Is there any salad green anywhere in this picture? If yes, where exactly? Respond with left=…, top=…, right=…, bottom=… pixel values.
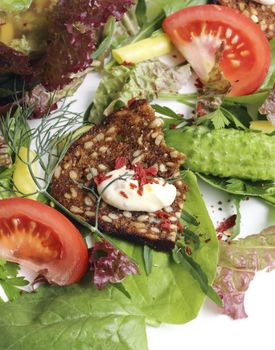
left=88, top=61, right=191, bottom=124
left=0, top=284, right=148, bottom=350
left=196, top=174, right=275, bottom=208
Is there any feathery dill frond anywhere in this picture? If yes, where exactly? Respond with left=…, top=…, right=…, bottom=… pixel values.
left=0, top=100, right=133, bottom=257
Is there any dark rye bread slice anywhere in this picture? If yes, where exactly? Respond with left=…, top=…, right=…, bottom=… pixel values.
left=216, top=0, right=275, bottom=39
left=51, top=100, right=187, bottom=251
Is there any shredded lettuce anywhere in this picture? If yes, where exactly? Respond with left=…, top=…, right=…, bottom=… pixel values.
left=214, top=226, right=275, bottom=319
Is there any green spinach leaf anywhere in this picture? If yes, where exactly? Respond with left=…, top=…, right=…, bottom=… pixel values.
left=143, top=245, right=153, bottom=275
left=197, top=173, right=275, bottom=207
left=113, top=171, right=219, bottom=324
left=0, top=284, right=148, bottom=350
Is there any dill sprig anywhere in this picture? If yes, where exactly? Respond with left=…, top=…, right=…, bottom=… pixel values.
left=0, top=100, right=135, bottom=258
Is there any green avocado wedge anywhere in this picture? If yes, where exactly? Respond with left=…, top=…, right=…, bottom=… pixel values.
left=0, top=171, right=218, bottom=349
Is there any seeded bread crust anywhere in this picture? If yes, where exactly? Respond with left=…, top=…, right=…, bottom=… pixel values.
left=218, top=0, right=275, bottom=39
left=51, top=100, right=187, bottom=251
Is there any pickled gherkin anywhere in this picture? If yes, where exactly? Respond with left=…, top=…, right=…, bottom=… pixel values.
left=165, top=125, right=275, bottom=181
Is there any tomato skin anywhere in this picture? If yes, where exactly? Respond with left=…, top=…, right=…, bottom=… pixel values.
left=163, top=5, right=271, bottom=96
left=0, top=198, right=88, bottom=285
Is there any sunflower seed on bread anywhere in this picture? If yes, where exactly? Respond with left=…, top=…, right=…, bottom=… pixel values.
left=217, top=0, right=275, bottom=39
left=51, top=100, right=187, bottom=251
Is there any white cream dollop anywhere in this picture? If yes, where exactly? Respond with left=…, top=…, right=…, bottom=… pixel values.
left=97, top=166, right=177, bottom=212
left=252, top=0, right=275, bottom=5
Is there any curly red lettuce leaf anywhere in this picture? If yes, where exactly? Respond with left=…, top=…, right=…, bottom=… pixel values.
left=0, top=43, right=32, bottom=76
left=259, top=87, right=275, bottom=125
left=214, top=226, right=275, bottom=319
left=36, top=0, right=133, bottom=91
left=90, top=240, right=139, bottom=290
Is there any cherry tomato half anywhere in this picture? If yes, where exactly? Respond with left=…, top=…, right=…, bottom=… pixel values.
left=163, top=5, right=271, bottom=96
left=0, top=198, right=88, bottom=285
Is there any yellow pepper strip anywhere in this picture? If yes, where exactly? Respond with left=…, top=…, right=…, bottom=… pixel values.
left=112, top=33, right=173, bottom=65
left=13, top=147, right=38, bottom=199
left=0, top=22, right=14, bottom=46
left=250, top=121, right=275, bottom=134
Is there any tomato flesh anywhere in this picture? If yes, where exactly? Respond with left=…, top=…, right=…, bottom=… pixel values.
left=0, top=216, right=62, bottom=263
left=163, top=5, right=271, bottom=96
left=0, top=198, right=89, bottom=285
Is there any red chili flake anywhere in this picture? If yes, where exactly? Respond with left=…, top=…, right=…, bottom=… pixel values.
left=216, top=214, right=237, bottom=233
left=127, top=97, right=137, bottom=107
left=129, top=182, right=137, bottom=189
left=160, top=219, right=171, bottom=230
left=132, top=163, right=158, bottom=196
left=217, top=234, right=223, bottom=240
left=146, top=166, right=158, bottom=177
left=169, top=124, right=177, bottom=129
left=119, top=191, right=128, bottom=199
left=185, top=246, right=192, bottom=255
left=115, top=156, right=127, bottom=170
left=156, top=210, right=171, bottom=219
left=94, top=173, right=112, bottom=186
left=204, top=238, right=211, bottom=244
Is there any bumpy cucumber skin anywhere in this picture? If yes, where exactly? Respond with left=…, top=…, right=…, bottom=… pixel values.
left=165, top=126, right=275, bottom=181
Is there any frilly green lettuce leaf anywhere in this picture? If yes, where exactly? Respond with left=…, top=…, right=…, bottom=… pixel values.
left=89, top=61, right=191, bottom=124
left=0, top=0, right=32, bottom=12
left=214, top=226, right=275, bottom=319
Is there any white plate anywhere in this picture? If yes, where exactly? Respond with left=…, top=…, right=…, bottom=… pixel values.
left=3, top=70, right=275, bottom=349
